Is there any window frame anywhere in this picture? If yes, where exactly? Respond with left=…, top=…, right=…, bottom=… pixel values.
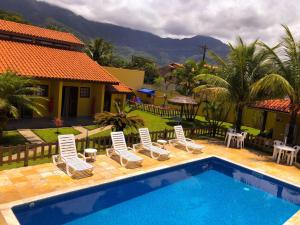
left=80, top=87, right=91, bottom=98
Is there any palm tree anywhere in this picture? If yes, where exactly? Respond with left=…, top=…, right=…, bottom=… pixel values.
left=251, top=25, right=300, bottom=144
left=0, top=71, right=46, bottom=136
left=94, top=103, right=144, bottom=132
left=94, top=112, right=144, bottom=132
left=85, top=38, right=113, bottom=66
left=194, top=38, right=271, bottom=131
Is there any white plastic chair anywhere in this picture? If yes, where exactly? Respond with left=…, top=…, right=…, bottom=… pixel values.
left=169, top=125, right=204, bottom=153
left=133, top=128, right=170, bottom=160
left=287, top=145, right=300, bottom=165
left=273, top=140, right=284, bottom=160
left=107, top=131, right=143, bottom=167
left=53, top=134, right=93, bottom=176
left=225, top=128, right=236, bottom=145
left=236, top=132, right=247, bottom=148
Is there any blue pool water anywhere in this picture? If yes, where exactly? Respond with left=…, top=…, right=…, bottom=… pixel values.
left=13, top=157, right=300, bottom=225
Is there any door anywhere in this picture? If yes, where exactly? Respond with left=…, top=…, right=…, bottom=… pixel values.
left=61, top=86, right=78, bottom=118
left=104, top=91, right=112, bottom=112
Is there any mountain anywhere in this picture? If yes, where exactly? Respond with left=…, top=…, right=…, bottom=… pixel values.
left=0, top=0, right=229, bottom=65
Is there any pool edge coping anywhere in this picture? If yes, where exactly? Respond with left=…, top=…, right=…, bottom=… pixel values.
left=1, top=154, right=300, bottom=225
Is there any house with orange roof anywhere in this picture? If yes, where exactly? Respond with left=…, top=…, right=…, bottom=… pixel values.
left=251, top=99, right=300, bottom=144
left=0, top=19, right=133, bottom=119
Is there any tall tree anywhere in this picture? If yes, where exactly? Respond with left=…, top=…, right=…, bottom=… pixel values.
left=128, top=55, right=159, bottom=83
left=194, top=38, right=270, bottom=131
left=0, top=71, right=46, bottom=136
left=251, top=25, right=300, bottom=143
left=173, top=60, right=211, bottom=96
left=85, top=38, right=113, bottom=66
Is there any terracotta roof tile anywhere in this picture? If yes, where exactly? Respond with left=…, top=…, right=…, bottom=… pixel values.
left=0, top=39, right=119, bottom=83
left=252, top=99, right=300, bottom=114
left=0, top=19, right=83, bottom=46
left=108, top=82, right=133, bottom=93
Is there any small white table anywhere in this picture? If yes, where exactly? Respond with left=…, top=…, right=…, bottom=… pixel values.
left=84, top=148, right=97, bottom=162
left=226, top=133, right=243, bottom=148
left=276, top=145, right=295, bottom=165
left=157, top=139, right=167, bottom=149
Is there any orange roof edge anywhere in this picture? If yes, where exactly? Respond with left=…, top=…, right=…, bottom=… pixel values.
left=251, top=99, right=299, bottom=114
left=0, top=19, right=83, bottom=46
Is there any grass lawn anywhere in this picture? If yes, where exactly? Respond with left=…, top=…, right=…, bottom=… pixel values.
left=84, top=125, right=98, bottom=131
left=89, top=110, right=260, bottom=138
left=90, top=110, right=173, bottom=138
left=0, top=130, right=27, bottom=146
left=33, top=127, right=80, bottom=143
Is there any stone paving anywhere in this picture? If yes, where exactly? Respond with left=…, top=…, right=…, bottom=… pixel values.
left=17, top=129, right=44, bottom=144
left=73, top=125, right=111, bottom=139
left=1, top=140, right=300, bottom=224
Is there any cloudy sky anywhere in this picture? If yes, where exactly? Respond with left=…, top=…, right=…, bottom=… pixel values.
left=38, top=0, right=300, bottom=45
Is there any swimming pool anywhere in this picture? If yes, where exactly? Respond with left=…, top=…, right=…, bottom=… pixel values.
left=13, top=157, right=300, bottom=225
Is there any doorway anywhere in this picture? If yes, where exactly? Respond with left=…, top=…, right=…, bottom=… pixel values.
left=61, top=86, right=78, bottom=118
left=104, top=91, right=112, bottom=112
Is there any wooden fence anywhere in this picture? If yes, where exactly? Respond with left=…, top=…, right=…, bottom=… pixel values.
left=136, top=104, right=181, bottom=117
left=0, top=126, right=274, bottom=167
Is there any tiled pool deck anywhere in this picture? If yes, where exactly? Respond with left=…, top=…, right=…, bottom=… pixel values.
left=1, top=140, right=300, bottom=225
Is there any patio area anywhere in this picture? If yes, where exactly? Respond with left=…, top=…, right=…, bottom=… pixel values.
left=1, top=140, right=300, bottom=225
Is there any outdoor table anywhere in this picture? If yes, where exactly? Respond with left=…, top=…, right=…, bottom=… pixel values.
left=276, top=145, right=296, bottom=165
left=226, top=132, right=243, bottom=148
left=157, top=139, right=168, bottom=149
left=84, top=148, right=97, bottom=162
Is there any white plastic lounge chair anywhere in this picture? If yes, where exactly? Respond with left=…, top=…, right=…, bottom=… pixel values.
left=169, top=125, right=204, bottom=153
left=53, top=134, right=93, bottom=176
left=133, top=128, right=170, bottom=160
left=107, top=131, right=143, bottom=167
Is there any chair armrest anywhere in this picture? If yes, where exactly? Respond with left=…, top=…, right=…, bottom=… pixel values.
left=132, top=143, right=142, bottom=151
left=77, top=153, right=86, bottom=161
left=152, top=142, right=163, bottom=148
left=185, top=138, right=194, bottom=142
left=168, top=139, right=178, bottom=144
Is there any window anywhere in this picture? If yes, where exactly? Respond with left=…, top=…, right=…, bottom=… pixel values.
left=37, top=85, right=48, bottom=97
left=80, top=87, right=90, bottom=98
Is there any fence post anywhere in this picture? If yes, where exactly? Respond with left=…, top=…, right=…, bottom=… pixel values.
left=0, top=147, right=3, bottom=166
left=164, top=128, right=167, bottom=139
left=24, top=144, right=29, bottom=167
left=190, top=127, right=195, bottom=138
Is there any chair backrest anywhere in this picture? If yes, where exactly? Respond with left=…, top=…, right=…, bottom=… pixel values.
left=58, top=134, right=78, bottom=160
left=174, top=125, right=186, bottom=142
left=228, top=128, right=235, bottom=133
left=111, top=131, right=128, bottom=152
left=139, top=128, right=152, bottom=147
left=241, top=132, right=247, bottom=139
left=274, top=140, right=284, bottom=146
left=294, top=145, right=300, bottom=154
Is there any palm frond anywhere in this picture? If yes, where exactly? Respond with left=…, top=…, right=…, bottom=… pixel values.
left=194, top=74, right=230, bottom=88
left=250, top=74, right=296, bottom=101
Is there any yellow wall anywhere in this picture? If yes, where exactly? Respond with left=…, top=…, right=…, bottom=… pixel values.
left=103, top=66, right=145, bottom=91
left=34, top=79, right=105, bottom=118
left=110, top=93, right=126, bottom=113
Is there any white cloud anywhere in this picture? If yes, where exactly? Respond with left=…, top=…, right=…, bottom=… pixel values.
left=37, top=0, right=300, bottom=45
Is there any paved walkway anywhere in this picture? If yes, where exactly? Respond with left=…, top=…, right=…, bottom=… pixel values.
left=73, top=126, right=112, bottom=139
left=1, top=141, right=300, bottom=224
left=17, top=129, right=44, bottom=144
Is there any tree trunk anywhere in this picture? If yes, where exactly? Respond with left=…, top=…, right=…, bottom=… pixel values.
left=236, top=105, right=244, bottom=132
left=287, top=105, right=299, bottom=144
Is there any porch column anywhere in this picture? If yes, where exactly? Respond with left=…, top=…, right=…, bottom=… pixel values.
left=56, top=81, right=63, bottom=118
left=94, top=83, right=105, bottom=114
